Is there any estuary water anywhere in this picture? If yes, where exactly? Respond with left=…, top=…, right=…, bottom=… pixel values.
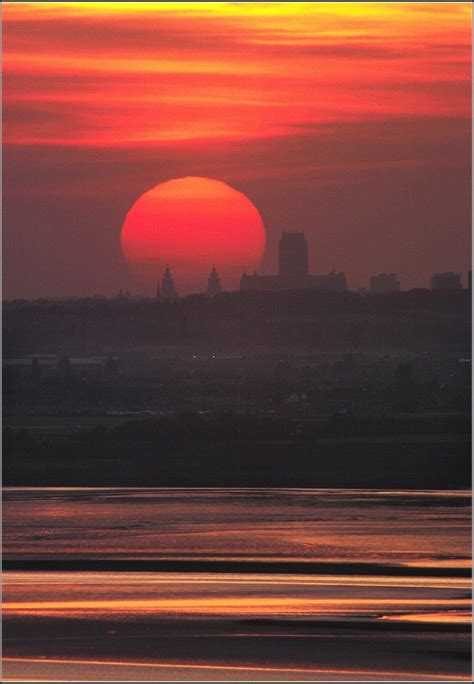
left=2, top=487, right=472, bottom=681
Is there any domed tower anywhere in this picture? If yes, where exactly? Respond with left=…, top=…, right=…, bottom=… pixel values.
left=161, top=265, right=178, bottom=301
left=207, top=265, right=221, bottom=297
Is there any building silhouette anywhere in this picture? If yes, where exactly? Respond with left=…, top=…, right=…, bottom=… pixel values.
left=370, top=273, right=400, bottom=294
left=160, top=265, right=179, bottom=300
left=279, top=232, right=309, bottom=286
left=431, top=272, right=462, bottom=291
left=207, top=265, right=221, bottom=297
left=240, top=231, right=347, bottom=292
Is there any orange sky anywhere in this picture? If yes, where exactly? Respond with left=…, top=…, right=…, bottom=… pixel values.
left=4, top=2, right=471, bottom=146
left=2, top=2, right=472, bottom=296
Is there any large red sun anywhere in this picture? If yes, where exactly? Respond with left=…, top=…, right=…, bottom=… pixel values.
left=121, top=177, right=266, bottom=293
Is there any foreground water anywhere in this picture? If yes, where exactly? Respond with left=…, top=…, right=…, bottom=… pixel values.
left=2, top=488, right=472, bottom=681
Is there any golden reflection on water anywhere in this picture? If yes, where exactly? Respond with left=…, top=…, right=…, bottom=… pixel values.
left=5, top=571, right=471, bottom=587
left=382, top=612, right=472, bottom=624
left=3, top=488, right=471, bottom=570
left=3, top=571, right=471, bottom=624
left=4, top=597, right=471, bottom=618
left=3, top=490, right=472, bottom=624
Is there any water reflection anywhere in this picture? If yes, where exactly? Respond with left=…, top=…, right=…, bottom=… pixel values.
left=2, top=488, right=471, bottom=681
left=3, top=488, right=471, bottom=569
left=3, top=570, right=471, bottom=623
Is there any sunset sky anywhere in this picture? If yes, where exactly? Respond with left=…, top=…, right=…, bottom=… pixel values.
left=3, top=1, right=472, bottom=296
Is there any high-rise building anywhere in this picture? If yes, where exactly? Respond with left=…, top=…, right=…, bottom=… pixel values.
left=431, top=272, right=462, bottom=291
left=370, top=273, right=400, bottom=294
left=207, top=265, right=221, bottom=297
left=278, top=232, right=309, bottom=286
left=161, top=265, right=179, bottom=300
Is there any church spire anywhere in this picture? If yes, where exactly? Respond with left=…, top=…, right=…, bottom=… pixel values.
left=207, top=264, right=221, bottom=297
left=161, top=265, right=178, bottom=301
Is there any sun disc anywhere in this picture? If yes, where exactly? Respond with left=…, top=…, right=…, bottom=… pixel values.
left=120, top=176, right=266, bottom=293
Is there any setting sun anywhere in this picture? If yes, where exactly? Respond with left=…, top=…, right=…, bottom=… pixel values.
left=120, top=177, right=266, bottom=291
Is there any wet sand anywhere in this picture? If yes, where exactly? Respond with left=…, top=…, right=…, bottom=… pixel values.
left=3, top=614, right=472, bottom=681
left=4, top=559, right=470, bottom=577
left=4, top=658, right=471, bottom=682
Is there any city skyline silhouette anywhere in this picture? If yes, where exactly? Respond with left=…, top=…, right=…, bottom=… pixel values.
left=3, top=3, right=471, bottom=298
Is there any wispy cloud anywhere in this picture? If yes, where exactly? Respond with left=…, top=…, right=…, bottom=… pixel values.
left=3, top=2, right=471, bottom=146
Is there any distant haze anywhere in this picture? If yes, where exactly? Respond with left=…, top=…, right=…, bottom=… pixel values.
left=2, top=2, right=471, bottom=297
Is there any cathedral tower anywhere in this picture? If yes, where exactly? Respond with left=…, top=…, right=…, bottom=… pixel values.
left=278, top=231, right=309, bottom=286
